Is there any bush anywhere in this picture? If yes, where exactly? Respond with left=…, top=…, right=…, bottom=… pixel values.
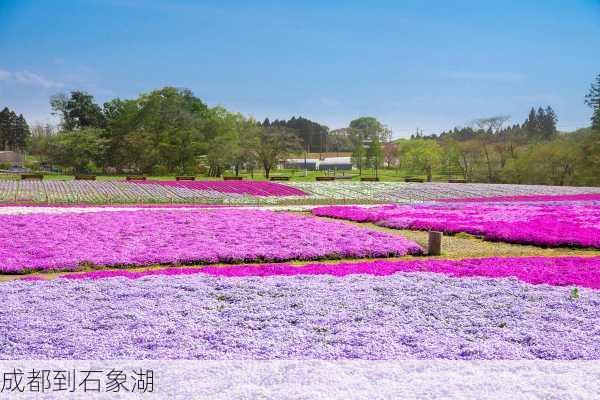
left=152, top=164, right=170, bottom=176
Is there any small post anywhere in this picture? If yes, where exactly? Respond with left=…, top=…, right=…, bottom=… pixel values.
left=428, top=231, right=442, bottom=256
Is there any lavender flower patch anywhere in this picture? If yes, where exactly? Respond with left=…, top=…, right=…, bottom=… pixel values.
left=0, top=209, right=422, bottom=273
left=1, top=273, right=599, bottom=359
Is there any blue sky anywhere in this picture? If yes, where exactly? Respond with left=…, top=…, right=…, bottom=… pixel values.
left=0, top=0, right=598, bottom=137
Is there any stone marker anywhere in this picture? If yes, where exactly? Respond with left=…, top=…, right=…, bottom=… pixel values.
left=428, top=231, right=442, bottom=256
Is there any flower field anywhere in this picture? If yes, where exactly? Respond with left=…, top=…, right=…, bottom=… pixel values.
left=61, top=256, right=600, bottom=289
left=2, top=271, right=599, bottom=359
left=290, top=181, right=600, bottom=203
left=2, top=179, right=600, bottom=205
left=439, top=193, right=600, bottom=203
left=313, top=200, right=600, bottom=248
left=0, top=209, right=422, bottom=273
left=1, top=189, right=599, bottom=367
left=136, top=179, right=307, bottom=196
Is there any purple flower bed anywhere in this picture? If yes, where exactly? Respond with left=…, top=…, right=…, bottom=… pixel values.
left=313, top=202, right=600, bottom=248
left=2, top=273, right=599, bottom=359
left=61, top=256, right=600, bottom=290
left=135, top=180, right=307, bottom=197
left=0, top=210, right=422, bottom=273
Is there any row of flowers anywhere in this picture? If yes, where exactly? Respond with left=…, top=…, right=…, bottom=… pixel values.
left=291, top=182, right=600, bottom=203
left=0, top=209, right=422, bottom=273
left=2, top=180, right=600, bottom=205
left=61, top=256, right=600, bottom=290
left=438, top=193, right=600, bottom=203
left=3, top=269, right=598, bottom=359
left=136, top=180, right=307, bottom=196
left=313, top=201, right=600, bottom=249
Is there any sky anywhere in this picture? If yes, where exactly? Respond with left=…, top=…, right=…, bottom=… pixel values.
left=0, top=0, right=599, bottom=138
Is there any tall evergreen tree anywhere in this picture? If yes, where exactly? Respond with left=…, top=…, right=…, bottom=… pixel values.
left=5, top=110, right=18, bottom=150
left=541, top=106, right=557, bottom=139
left=0, top=107, right=10, bottom=150
left=524, top=107, right=537, bottom=132
left=585, top=74, right=600, bottom=131
left=0, top=109, right=28, bottom=151
left=15, top=114, right=30, bottom=150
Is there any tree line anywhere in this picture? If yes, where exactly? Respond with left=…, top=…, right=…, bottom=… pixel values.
left=26, top=88, right=394, bottom=177
left=379, top=75, right=600, bottom=186
left=28, top=87, right=300, bottom=177
left=7, top=73, right=600, bottom=186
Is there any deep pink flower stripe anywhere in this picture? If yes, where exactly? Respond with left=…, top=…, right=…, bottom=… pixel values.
left=60, top=256, right=600, bottom=289
left=135, top=180, right=307, bottom=197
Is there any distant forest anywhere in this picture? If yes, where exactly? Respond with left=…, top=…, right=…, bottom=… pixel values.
left=2, top=73, right=600, bottom=185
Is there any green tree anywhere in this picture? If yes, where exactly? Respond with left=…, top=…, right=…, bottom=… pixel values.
left=383, top=142, right=400, bottom=168
left=366, top=136, right=383, bottom=176
left=51, top=91, right=105, bottom=130
left=501, top=139, right=582, bottom=186
left=129, top=87, right=208, bottom=173
left=349, top=117, right=391, bottom=143
left=251, top=126, right=301, bottom=178
left=269, top=116, right=329, bottom=153
left=328, top=129, right=354, bottom=153
left=542, top=106, right=557, bottom=138
left=351, top=141, right=366, bottom=175
left=585, top=74, right=600, bottom=131
left=0, top=107, right=29, bottom=151
left=102, top=98, right=139, bottom=172
left=402, top=139, right=442, bottom=181
left=47, top=128, right=108, bottom=173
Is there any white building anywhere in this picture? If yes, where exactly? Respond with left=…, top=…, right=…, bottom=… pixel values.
left=283, top=156, right=352, bottom=171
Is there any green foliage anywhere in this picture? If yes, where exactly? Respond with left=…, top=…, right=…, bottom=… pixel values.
left=401, top=139, right=442, bottom=181
left=523, top=106, right=557, bottom=140
left=570, top=287, right=579, bottom=300
left=252, top=126, right=301, bottom=178
left=366, top=136, right=383, bottom=171
left=25, top=80, right=600, bottom=184
left=0, top=107, right=30, bottom=152
left=351, top=141, right=366, bottom=174
left=51, top=91, right=105, bottom=131
left=267, top=116, right=329, bottom=153
left=328, top=129, right=354, bottom=152
left=47, top=128, right=108, bottom=173
left=501, top=138, right=583, bottom=186
left=585, top=74, right=600, bottom=131
left=349, top=117, right=391, bottom=143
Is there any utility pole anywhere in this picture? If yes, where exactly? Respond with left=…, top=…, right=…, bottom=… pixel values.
left=304, top=141, right=308, bottom=177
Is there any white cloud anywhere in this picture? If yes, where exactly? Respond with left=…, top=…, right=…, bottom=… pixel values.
left=0, top=68, right=63, bottom=89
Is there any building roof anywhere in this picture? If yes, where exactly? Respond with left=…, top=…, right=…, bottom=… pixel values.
left=319, top=157, right=352, bottom=165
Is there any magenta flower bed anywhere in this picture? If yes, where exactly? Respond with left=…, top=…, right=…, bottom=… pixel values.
left=439, top=193, right=600, bottom=203
left=0, top=210, right=422, bottom=273
left=135, top=180, right=306, bottom=197
left=61, top=256, right=600, bottom=289
left=313, top=202, right=600, bottom=248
